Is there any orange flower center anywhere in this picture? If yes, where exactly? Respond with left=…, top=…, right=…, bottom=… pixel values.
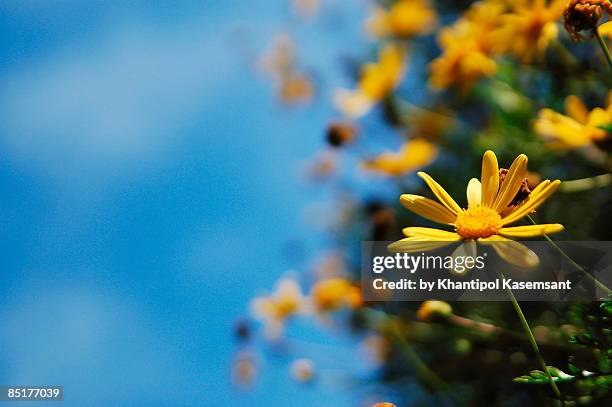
left=455, top=206, right=502, bottom=239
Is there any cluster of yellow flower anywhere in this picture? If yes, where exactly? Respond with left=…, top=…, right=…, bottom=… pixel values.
left=337, top=0, right=569, bottom=112
left=250, top=276, right=361, bottom=339
left=431, top=0, right=566, bottom=90
left=327, top=0, right=612, bottom=178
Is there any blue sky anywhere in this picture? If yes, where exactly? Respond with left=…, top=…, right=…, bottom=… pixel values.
left=0, top=1, right=393, bottom=406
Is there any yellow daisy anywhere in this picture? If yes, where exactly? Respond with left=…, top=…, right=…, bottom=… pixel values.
left=366, top=0, right=437, bottom=39
left=429, top=1, right=503, bottom=91
left=335, top=43, right=406, bottom=118
left=310, top=277, right=361, bottom=312
left=251, top=278, right=305, bottom=338
left=389, top=151, right=563, bottom=268
left=534, top=94, right=612, bottom=148
left=492, top=0, right=565, bottom=63
left=361, top=138, right=438, bottom=176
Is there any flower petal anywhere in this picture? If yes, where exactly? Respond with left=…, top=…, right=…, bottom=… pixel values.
left=499, top=224, right=564, bottom=238
left=492, top=154, right=528, bottom=212
left=333, top=89, right=374, bottom=118
left=402, top=227, right=461, bottom=240
left=481, top=150, right=499, bottom=207
left=467, top=178, right=482, bottom=208
left=479, top=235, right=539, bottom=268
left=565, top=95, right=589, bottom=124
left=598, top=21, right=612, bottom=39
left=400, top=194, right=457, bottom=225
left=417, top=172, right=463, bottom=214
left=388, top=237, right=456, bottom=253
left=501, top=180, right=561, bottom=225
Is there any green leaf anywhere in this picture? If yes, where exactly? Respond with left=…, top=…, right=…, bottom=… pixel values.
left=513, top=366, right=575, bottom=384
left=597, top=123, right=612, bottom=133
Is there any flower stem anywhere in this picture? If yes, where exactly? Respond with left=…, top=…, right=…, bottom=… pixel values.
left=502, top=274, right=565, bottom=404
left=526, top=215, right=612, bottom=295
left=559, top=174, right=611, bottom=193
left=363, top=308, right=449, bottom=392
left=389, top=318, right=449, bottom=392
left=594, top=27, right=612, bottom=70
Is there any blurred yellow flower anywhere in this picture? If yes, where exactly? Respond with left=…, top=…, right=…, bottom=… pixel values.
left=492, top=0, right=565, bottom=63
left=389, top=151, right=563, bottom=268
left=366, top=0, right=437, bottom=38
left=259, top=34, right=315, bottom=105
left=310, top=277, right=361, bottom=312
left=292, top=0, right=320, bottom=20
left=361, top=138, right=438, bottom=176
left=279, top=73, right=315, bottom=105
left=534, top=94, right=612, bottom=148
left=416, top=300, right=453, bottom=321
left=335, top=44, right=406, bottom=118
left=232, top=350, right=258, bottom=389
left=429, top=1, right=503, bottom=91
left=290, top=358, right=316, bottom=383
left=251, top=278, right=305, bottom=337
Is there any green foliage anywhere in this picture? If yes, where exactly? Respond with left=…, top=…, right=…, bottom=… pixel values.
left=514, top=366, right=575, bottom=384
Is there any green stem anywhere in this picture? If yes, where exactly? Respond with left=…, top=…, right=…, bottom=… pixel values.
left=594, top=27, right=612, bottom=70
left=559, top=174, right=611, bottom=193
left=389, top=319, right=449, bottom=392
left=526, top=215, right=612, bottom=295
left=502, top=275, right=565, bottom=404
left=364, top=308, right=448, bottom=392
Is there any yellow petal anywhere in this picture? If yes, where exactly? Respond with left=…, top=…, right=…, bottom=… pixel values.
left=400, top=194, right=458, bottom=225
left=388, top=237, right=455, bottom=253
left=492, top=154, right=528, bottom=212
left=417, top=171, right=463, bottom=214
left=467, top=178, right=482, bottom=208
left=333, top=89, right=374, bottom=118
left=565, top=95, right=589, bottom=124
left=363, top=138, right=438, bottom=176
left=501, top=180, right=561, bottom=225
left=402, top=227, right=461, bottom=240
left=585, top=107, right=611, bottom=128
left=499, top=224, right=564, bottom=238
left=481, top=150, right=499, bottom=207
left=598, top=21, right=612, bottom=38
left=479, top=236, right=539, bottom=268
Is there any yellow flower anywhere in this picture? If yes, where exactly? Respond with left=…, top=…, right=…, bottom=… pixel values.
left=429, top=1, right=503, bottom=91
left=534, top=94, right=612, bottom=148
left=389, top=150, right=564, bottom=268
left=492, top=0, right=565, bottom=63
left=361, top=138, right=438, bottom=176
left=335, top=44, right=406, bottom=118
left=259, top=34, right=314, bottom=105
left=290, top=358, right=315, bottom=383
left=416, top=300, right=453, bottom=322
left=366, top=0, right=437, bottom=38
left=310, top=277, right=361, bottom=312
left=251, top=278, right=305, bottom=337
